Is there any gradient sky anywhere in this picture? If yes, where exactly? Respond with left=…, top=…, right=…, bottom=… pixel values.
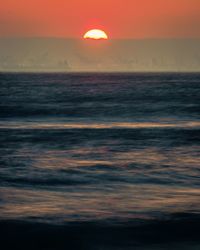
left=0, top=0, right=200, bottom=38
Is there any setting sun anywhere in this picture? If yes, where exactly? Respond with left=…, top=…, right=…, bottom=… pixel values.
left=83, top=29, right=108, bottom=40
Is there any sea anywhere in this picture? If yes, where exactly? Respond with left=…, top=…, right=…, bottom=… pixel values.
left=0, top=72, right=200, bottom=249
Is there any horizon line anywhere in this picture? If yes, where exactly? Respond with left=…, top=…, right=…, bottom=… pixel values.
left=1, top=36, right=200, bottom=41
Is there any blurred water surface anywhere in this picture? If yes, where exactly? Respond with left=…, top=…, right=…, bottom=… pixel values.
left=0, top=73, right=200, bottom=225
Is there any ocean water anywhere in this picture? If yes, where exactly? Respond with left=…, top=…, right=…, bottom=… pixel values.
left=0, top=73, right=200, bottom=249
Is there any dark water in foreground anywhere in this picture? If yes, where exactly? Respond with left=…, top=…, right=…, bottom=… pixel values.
left=0, top=73, right=200, bottom=249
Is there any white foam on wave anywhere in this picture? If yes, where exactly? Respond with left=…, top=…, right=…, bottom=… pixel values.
left=0, top=121, right=200, bottom=129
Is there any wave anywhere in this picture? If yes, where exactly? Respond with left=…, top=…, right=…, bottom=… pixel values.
left=0, top=176, right=90, bottom=187
left=0, top=121, right=200, bottom=129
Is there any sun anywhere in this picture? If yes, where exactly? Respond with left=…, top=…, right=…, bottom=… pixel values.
left=83, top=29, right=108, bottom=40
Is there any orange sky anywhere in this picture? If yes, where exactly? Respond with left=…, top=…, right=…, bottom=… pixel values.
left=0, top=0, right=200, bottom=38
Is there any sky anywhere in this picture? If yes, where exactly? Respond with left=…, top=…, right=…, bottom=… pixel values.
left=0, top=0, right=200, bottom=39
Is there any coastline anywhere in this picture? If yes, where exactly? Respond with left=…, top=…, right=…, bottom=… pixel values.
left=1, top=213, right=200, bottom=249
